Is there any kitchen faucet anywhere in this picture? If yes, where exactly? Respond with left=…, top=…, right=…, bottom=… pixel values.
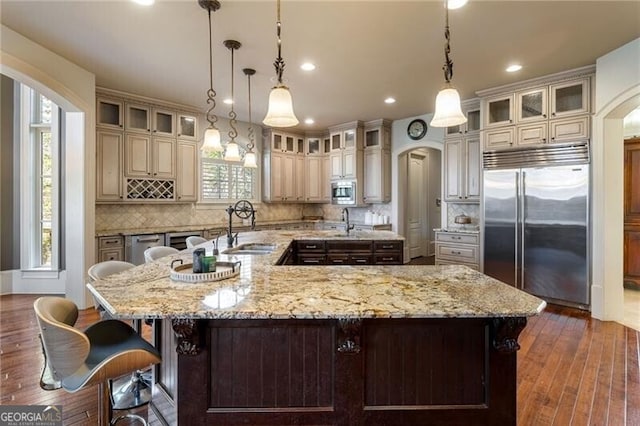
left=225, top=205, right=239, bottom=248
left=342, top=208, right=354, bottom=235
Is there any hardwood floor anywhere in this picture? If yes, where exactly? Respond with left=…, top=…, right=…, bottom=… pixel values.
left=1, top=294, right=638, bottom=425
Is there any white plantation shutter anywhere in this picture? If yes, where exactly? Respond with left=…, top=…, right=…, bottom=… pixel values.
left=201, top=148, right=255, bottom=201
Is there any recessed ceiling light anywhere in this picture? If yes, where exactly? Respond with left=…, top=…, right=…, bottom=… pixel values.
left=304, top=118, right=315, bottom=125
left=384, top=97, right=396, bottom=104
left=506, top=64, right=523, bottom=73
left=447, top=0, right=468, bottom=9
left=223, top=98, right=233, bottom=105
left=300, top=63, right=316, bottom=71
left=132, top=0, right=154, bottom=5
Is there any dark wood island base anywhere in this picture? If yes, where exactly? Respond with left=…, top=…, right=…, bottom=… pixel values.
left=151, top=316, right=526, bottom=426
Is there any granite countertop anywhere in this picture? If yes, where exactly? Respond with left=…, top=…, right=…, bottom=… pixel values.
left=87, top=230, right=545, bottom=321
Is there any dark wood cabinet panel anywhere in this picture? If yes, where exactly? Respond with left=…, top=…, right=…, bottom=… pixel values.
left=296, top=240, right=326, bottom=252
left=624, top=226, right=640, bottom=290
left=326, top=240, right=373, bottom=253
left=373, top=240, right=403, bottom=252
left=298, top=254, right=326, bottom=265
left=295, top=239, right=403, bottom=265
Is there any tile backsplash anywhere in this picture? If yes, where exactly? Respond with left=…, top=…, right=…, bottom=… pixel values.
left=446, top=203, right=480, bottom=229
left=95, top=202, right=393, bottom=233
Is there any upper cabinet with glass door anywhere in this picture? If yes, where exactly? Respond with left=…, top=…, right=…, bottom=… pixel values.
left=446, top=100, right=481, bottom=137
left=97, top=97, right=124, bottom=130
left=482, top=94, right=514, bottom=128
left=550, top=78, right=589, bottom=118
left=125, top=103, right=176, bottom=137
left=516, top=87, right=548, bottom=123
left=177, top=113, right=198, bottom=140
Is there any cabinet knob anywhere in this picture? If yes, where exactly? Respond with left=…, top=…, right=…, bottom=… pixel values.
left=509, top=119, right=513, bottom=123
left=119, top=124, right=123, bottom=128
left=543, top=138, right=547, bottom=143
left=543, top=114, right=547, bottom=118
left=552, top=112, right=556, bottom=116
left=551, top=137, right=555, bottom=141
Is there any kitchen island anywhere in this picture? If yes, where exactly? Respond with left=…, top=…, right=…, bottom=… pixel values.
left=87, top=230, right=545, bottom=426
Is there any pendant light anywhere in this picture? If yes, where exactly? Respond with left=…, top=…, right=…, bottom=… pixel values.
left=262, top=0, right=299, bottom=128
left=243, top=68, right=258, bottom=168
left=199, top=0, right=223, bottom=152
left=223, top=39, right=242, bottom=162
left=430, top=0, right=467, bottom=128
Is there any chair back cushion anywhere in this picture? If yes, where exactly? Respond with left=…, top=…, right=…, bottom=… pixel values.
left=33, top=297, right=90, bottom=381
left=143, top=246, right=179, bottom=263
left=88, top=260, right=135, bottom=280
left=186, top=236, right=207, bottom=249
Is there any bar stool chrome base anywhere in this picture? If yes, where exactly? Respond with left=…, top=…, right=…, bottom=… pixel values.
left=110, top=370, right=152, bottom=410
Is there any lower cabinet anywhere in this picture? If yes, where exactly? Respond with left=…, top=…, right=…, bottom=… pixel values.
left=96, top=236, right=124, bottom=263
left=434, top=231, right=480, bottom=271
left=295, top=240, right=403, bottom=265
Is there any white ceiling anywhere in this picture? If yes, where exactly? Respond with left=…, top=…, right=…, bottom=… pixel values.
left=1, top=1, right=639, bottom=132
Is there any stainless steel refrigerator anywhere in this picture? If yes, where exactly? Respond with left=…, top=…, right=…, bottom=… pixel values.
left=483, top=143, right=590, bottom=308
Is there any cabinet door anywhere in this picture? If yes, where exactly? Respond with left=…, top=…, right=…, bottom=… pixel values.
left=125, top=133, right=151, bottom=177
left=282, top=154, right=296, bottom=201
left=306, top=138, right=321, bottom=155
left=305, top=156, right=323, bottom=202
left=483, top=94, right=514, bottom=128
left=96, top=130, right=123, bottom=201
left=364, top=149, right=382, bottom=202
left=465, top=138, right=481, bottom=201
left=153, top=137, right=176, bottom=178
left=444, top=139, right=462, bottom=201
left=549, top=116, right=589, bottom=144
left=550, top=78, right=589, bottom=118
left=295, top=155, right=305, bottom=201
left=484, top=127, right=515, bottom=150
left=517, top=123, right=548, bottom=147
left=516, top=87, right=548, bottom=123
left=272, top=132, right=284, bottom=151
left=125, top=103, right=151, bottom=133
left=342, top=149, right=357, bottom=179
left=330, top=133, right=342, bottom=151
left=344, top=130, right=356, bottom=149
left=365, top=128, right=380, bottom=148
left=177, top=113, right=197, bottom=140
left=97, top=98, right=123, bottom=129
left=466, top=108, right=481, bottom=134
left=177, top=141, right=198, bottom=201
left=153, top=108, right=176, bottom=137
left=271, top=152, right=284, bottom=200
left=321, top=156, right=331, bottom=202
left=285, top=135, right=295, bottom=153
left=329, top=152, right=343, bottom=179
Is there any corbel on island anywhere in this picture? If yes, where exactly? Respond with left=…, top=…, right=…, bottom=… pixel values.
left=87, top=230, right=545, bottom=426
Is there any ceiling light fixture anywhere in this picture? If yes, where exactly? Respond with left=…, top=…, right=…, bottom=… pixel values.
left=430, top=0, right=467, bottom=128
left=384, top=97, right=396, bottom=104
left=223, top=39, right=242, bottom=162
left=447, top=0, right=468, bottom=9
left=223, top=98, right=233, bottom=105
left=199, top=0, right=223, bottom=153
left=301, top=62, right=316, bottom=71
left=132, top=0, right=155, bottom=5
left=304, top=118, right=314, bottom=125
left=263, top=0, right=299, bottom=128
left=506, top=64, right=523, bottom=73
left=242, top=68, right=258, bottom=168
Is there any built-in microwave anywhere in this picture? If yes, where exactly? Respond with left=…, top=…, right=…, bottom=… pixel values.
left=331, top=180, right=357, bottom=205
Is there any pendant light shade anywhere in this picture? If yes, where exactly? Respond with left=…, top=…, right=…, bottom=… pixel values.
left=243, top=151, right=257, bottom=168
left=202, top=127, right=223, bottom=152
left=430, top=0, right=467, bottom=128
left=264, top=85, right=298, bottom=127
left=224, top=141, right=241, bottom=161
left=263, top=0, right=298, bottom=128
left=431, top=84, right=467, bottom=127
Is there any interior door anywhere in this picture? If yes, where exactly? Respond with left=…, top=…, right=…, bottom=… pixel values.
left=624, top=138, right=640, bottom=290
left=408, top=153, right=427, bottom=259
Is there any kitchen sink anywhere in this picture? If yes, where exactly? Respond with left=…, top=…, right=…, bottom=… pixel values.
left=222, top=243, right=277, bottom=255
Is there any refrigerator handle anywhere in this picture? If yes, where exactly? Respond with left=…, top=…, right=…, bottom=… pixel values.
left=520, top=171, right=526, bottom=290
left=515, top=171, right=520, bottom=288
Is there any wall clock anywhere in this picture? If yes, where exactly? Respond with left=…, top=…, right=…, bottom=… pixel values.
left=407, top=119, right=427, bottom=140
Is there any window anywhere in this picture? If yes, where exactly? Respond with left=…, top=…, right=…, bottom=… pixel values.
left=201, top=147, right=257, bottom=202
left=20, top=85, right=61, bottom=271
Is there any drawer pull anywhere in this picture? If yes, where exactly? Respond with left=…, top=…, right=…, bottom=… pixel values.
left=452, top=251, right=461, bottom=255
left=355, top=259, right=368, bottom=263
left=381, top=245, right=394, bottom=249
left=333, top=259, right=344, bottom=263
left=305, top=245, right=317, bottom=249
left=452, top=236, right=461, bottom=240
left=304, top=259, right=321, bottom=264
left=381, top=257, right=394, bottom=261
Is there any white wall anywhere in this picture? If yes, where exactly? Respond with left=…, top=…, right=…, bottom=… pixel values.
left=0, top=25, right=96, bottom=308
left=592, top=37, right=640, bottom=320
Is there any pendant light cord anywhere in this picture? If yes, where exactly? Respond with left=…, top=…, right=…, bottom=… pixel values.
left=205, top=6, right=218, bottom=128
left=442, top=0, right=454, bottom=84
left=247, top=72, right=254, bottom=150
left=228, top=45, right=238, bottom=141
left=273, top=0, right=285, bottom=85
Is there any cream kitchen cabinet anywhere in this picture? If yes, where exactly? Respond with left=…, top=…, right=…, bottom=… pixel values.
left=263, top=150, right=296, bottom=202
left=446, top=99, right=481, bottom=137
left=177, top=113, right=198, bottom=141
left=304, top=156, right=324, bottom=202
left=97, top=97, right=124, bottom=130
left=96, top=235, right=124, bottom=262
left=125, top=103, right=176, bottom=138
left=270, top=130, right=304, bottom=154
left=363, top=119, right=391, bottom=203
left=124, top=133, right=175, bottom=179
left=176, top=141, right=198, bottom=202
left=444, top=136, right=480, bottom=202
left=328, top=124, right=364, bottom=180
left=96, top=130, right=123, bottom=201
left=482, top=93, right=514, bottom=129
left=434, top=231, right=480, bottom=270
left=515, top=78, right=590, bottom=123
left=295, top=155, right=305, bottom=202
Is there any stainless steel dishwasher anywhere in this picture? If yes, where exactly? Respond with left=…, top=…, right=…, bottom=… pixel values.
left=125, top=234, right=166, bottom=265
